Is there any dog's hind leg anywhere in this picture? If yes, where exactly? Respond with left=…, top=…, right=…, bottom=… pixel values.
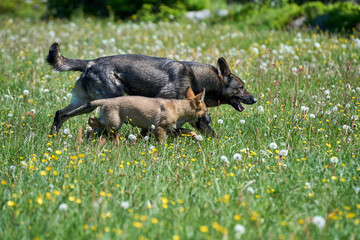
left=51, top=102, right=97, bottom=134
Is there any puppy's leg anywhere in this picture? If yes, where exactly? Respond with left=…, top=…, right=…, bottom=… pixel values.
left=155, top=126, right=166, bottom=141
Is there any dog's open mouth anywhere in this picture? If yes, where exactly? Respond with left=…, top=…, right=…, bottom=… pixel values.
left=229, top=98, right=244, bottom=112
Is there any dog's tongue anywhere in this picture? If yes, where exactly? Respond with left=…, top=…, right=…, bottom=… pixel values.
left=237, top=102, right=244, bottom=112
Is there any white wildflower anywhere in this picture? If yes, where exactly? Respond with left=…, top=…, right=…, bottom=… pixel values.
left=269, top=142, right=278, bottom=149
left=279, top=149, right=288, bottom=156
left=301, top=106, right=309, bottom=112
left=314, top=42, right=321, bottom=48
left=233, top=153, right=242, bottom=161
left=330, top=156, right=338, bottom=164
left=121, top=201, right=130, bottom=209
left=247, top=187, right=255, bottom=195
left=239, top=119, right=245, bottom=124
left=59, top=203, right=68, bottom=211
left=309, top=114, right=315, bottom=118
left=218, top=119, right=223, bottom=124
left=312, top=216, right=326, bottom=229
left=195, top=135, right=203, bottom=141
left=324, top=89, right=330, bottom=95
left=64, top=128, right=71, bottom=135
left=234, top=224, right=245, bottom=236
left=144, top=136, right=150, bottom=141
left=128, top=134, right=137, bottom=141
left=23, top=90, right=29, bottom=95
left=220, top=155, right=229, bottom=164
left=257, top=106, right=264, bottom=114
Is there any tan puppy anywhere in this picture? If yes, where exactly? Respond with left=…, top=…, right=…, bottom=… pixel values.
left=83, top=87, right=210, bottom=140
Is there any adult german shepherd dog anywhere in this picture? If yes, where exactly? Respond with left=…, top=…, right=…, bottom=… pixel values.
left=47, top=42, right=257, bottom=134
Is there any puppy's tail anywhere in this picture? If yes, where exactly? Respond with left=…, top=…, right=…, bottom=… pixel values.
left=46, top=42, right=90, bottom=72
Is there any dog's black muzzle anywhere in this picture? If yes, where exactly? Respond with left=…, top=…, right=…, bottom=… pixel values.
left=195, top=113, right=211, bottom=129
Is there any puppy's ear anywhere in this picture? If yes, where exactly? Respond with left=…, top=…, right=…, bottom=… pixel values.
left=217, top=57, right=231, bottom=84
left=185, top=86, right=195, bottom=99
left=195, top=88, right=205, bottom=102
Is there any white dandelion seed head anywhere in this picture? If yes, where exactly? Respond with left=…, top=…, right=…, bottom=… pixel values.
left=247, top=187, right=255, bottom=195
left=305, top=182, right=311, bottom=189
left=151, top=124, right=156, bottom=130
left=195, top=135, right=203, bottom=141
left=309, top=114, right=315, bottom=119
left=8, top=113, right=13, bottom=118
left=233, top=153, right=242, bottom=161
left=279, top=149, right=288, bottom=156
left=68, top=134, right=73, bottom=138
left=312, top=215, right=326, bottom=229
left=330, top=156, right=338, bottom=164
left=342, top=125, right=350, bottom=131
left=23, top=90, right=29, bottom=95
left=149, top=145, right=155, bottom=151
left=59, top=203, right=68, bottom=211
left=86, top=126, right=93, bottom=132
left=269, top=142, right=278, bottom=149
left=43, top=89, right=49, bottom=93
left=144, top=136, right=150, bottom=141
left=121, top=201, right=130, bottom=209
left=220, top=155, right=229, bottom=164
left=257, top=106, right=264, bottom=114
left=218, top=119, right=224, bottom=124
left=345, top=104, right=351, bottom=109
left=63, top=128, right=71, bottom=135
left=240, top=119, right=245, bottom=124
left=66, top=93, right=72, bottom=98
left=4, top=94, right=10, bottom=99
left=324, top=89, right=330, bottom=95
left=128, top=134, right=137, bottom=141
left=301, top=106, right=309, bottom=112
left=234, top=224, right=245, bottom=235
left=10, top=165, right=16, bottom=172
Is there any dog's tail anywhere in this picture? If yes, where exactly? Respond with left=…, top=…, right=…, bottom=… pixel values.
left=46, top=42, right=90, bottom=72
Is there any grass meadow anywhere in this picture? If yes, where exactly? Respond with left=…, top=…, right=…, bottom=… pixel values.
left=0, top=16, right=360, bottom=239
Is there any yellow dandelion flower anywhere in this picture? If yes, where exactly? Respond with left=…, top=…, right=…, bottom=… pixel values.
left=55, top=150, right=62, bottom=155
left=1, top=180, right=7, bottom=185
left=346, top=213, right=356, bottom=219
left=234, top=214, right=241, bottom=221
left=152, top=218, right=159, bottom=224
left=37, top=197, right=43, bottom=205
left=83, top=224, right=89, bottom=229
left=40, top=171, right=47, bottom=176
left=69, top=196, right=75, bottom=201
left=132, top=222, right=143, bottom=228
left=173, top=235, right=180, bottom=240
left=7, top=201, right=15, bottom=207
left=199, top=225, right=208, bottom=233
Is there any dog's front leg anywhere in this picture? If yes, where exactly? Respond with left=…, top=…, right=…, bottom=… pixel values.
left=193, top=120, right=215, bottom=137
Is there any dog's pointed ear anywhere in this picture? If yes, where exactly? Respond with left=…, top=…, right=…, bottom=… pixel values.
left=185, top=86, right=195, bottom=99
left=217, top=57, right=231, bottom=81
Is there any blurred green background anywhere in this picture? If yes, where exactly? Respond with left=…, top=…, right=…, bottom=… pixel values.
left=0, top=0, right=359, bottom=31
